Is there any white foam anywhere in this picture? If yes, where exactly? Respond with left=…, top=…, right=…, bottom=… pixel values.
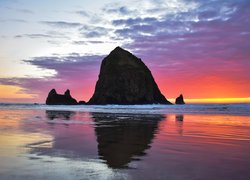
left=0, top=103, right=250, bottom=115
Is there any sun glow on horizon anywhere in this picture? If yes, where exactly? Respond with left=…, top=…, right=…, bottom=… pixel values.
left=181, top=98, right=250, bottom=104
left=0, top=85, right=35, bottom=100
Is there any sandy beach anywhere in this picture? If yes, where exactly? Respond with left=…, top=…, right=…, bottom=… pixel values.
left=0, top=104, right=250, bottom=180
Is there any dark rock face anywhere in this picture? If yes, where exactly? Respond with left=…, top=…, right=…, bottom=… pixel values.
left=78, top=101, right=86, bottom=105
left=175, top=94, right=185, bottom=104
left=88, top=47, right=171, bottom=105
left=46, top=89, right=78, bottom=105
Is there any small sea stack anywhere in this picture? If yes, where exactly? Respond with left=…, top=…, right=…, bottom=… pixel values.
left=175, top=94, right=185, bottom=105
left=78, top=101, right=86, bottom=105
left=46, top=89, right=78, bottom=105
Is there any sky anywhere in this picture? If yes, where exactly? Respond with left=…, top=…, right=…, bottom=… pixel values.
left=0, top=0, right=250, bottom=103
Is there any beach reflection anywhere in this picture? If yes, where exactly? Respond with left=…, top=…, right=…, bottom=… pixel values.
left=175, top=114, right=184, bottom=135
left=26, top=111, right=97, bottom=160
left=24, top=111, right=164, bottom=169
left=46, top=110, right=75, bottom=120
left=91, top=113, right=164, bottom=168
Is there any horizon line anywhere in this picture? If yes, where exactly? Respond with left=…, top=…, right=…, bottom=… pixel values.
left=0, top=97, right=250, bottom=104
left=168, top=97, right=250, bottom=104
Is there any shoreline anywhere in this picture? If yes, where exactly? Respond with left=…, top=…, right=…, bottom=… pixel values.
left=0, top=103, right=250, bottom=116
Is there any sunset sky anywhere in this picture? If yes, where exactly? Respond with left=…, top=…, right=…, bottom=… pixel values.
left=0, top=0, right=249, bottom=103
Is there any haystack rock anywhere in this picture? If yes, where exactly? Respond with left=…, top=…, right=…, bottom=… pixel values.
left=46, top=89, right=78, bottom=105
left=175, top=94, right=185, bottom=104
left=88, top=47, right=172, bottom=105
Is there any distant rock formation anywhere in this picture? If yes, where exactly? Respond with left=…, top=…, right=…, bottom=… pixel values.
left=78, top=101, right=86, bottom=105
left=88, top=47, right=172, bottom=105
left=175, top=94, right=185, bottom=104
left=46, top=89, right=78, bottom=105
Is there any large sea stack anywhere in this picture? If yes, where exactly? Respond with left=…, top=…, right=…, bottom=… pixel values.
left=46, top=89, right=78, bottom=105
left=88, top=47, right=172, bottom=105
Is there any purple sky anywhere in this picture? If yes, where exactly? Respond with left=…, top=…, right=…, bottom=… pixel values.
left=0, top=0, right=249, bottom=103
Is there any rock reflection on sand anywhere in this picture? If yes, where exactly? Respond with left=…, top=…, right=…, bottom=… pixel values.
left=92, top=113, right=164, bottom=168
left=28, top=111, right=164, bottom=169
left=46, top=110, right=76, bottom=120
left=24, top=111, right=164, bottom=169
left=175, top=114, right=184, bottom=135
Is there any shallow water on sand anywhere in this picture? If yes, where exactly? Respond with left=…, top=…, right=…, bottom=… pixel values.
left=0, top=106, right=250, bottom=180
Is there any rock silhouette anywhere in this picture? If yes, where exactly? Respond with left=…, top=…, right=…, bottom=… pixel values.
left=46, top=89, right=78, bottom=105
left=88, top=47, right=171, bottom=105
left=92, top=113, right=164, bottom=168
left=46, top=110, right=76, bottom=120
left=78, top=101, right=86, bottom=105
left=175, top=94, right=185, bottom=104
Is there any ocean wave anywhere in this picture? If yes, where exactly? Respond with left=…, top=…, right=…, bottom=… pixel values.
left=0, top=103, right=250, bottom=115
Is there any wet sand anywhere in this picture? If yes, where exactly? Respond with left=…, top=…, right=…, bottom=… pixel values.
left=0, top=108, right=250, bottom=179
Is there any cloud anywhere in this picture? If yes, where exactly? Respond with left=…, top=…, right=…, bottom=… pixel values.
left=41, top=21, right=82, bottom=28
left=103, top=6, right=134, bottom=15
left=15, top=34, right=54, bottom=39
left=14, top=31, right=69, bottom=40
left=75, top=10, right=89, bottom=17
left=3, top=6, right=34, bottom=14
left=103, top=0, right=198, bottom=19
left=0, top=18, right=27, bottom=23
left=16, top=8, right=33, bottom=14
left=111, top=0, right=250, bottom=60
left=79, top=25, right=111, bottom=38
left=73, top=40, right=106, bottom=45
left=112, top=17, right=158, bottom=26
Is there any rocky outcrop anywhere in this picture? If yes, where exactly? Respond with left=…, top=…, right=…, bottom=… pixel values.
left=175, top=94, right=185, bottom=104
left=88, top=47, right=172, bottom=105
left=78, top=101, right=86, bottom=105
left=46, top=89, right=78, bottom=105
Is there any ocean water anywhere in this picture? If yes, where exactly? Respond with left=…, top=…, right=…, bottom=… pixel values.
left=0, top=103, right=250, bottom=180
left=1, top=103, right=250, bottom=115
